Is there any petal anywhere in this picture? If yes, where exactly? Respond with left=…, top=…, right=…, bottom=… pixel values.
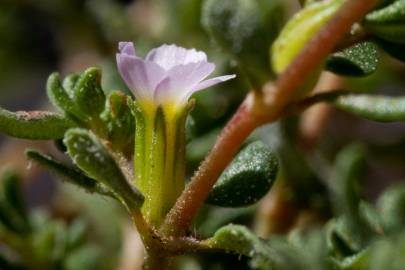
left=146, top=44, right=207, bottom=70
left=184, top=74, right=236, bottom=100
left=116, top=53, right=166, bottom=101
left=153, top=61, right=215, bottom=104
left=118, top=42, right=136, bottom=56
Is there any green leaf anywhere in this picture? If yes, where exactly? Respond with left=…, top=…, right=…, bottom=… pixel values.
left=364, top=0, right=405, bottom=44
left=337, top=249, right=370, bottom=270
left=0, top=107, right=74, bottom=140
left=206, top=141, right=278, bottom=207
left=375, top=38, right=405, bottom=62
left=100, top=91, right=134, bottom=153
left=202, top=0, right=285, bottom=86
left=333, top=94, right=405, bottom=122
left=66, top=219, right=87, bottom=250
left=63, top=128, right=144, bottom=209
left=26, top=149, right=113, bottom=198
left=64, top=245, right=101, bottom=270
left=271, top=0, right=344, bottom=74
left=1, top=170, right=29, bottom=231
left=72, top=68, right=105, bottom=120
left=326, top=41, right=380, bottom=77
left=47, top=73, right=85, bottom=123
left=377, top=183, right=405, bottom=233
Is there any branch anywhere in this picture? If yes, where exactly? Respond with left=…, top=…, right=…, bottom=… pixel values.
left=162, top=0, right=378, bottom=237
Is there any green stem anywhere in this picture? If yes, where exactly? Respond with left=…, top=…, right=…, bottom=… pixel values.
left=133, top=103, right=187, bottom=227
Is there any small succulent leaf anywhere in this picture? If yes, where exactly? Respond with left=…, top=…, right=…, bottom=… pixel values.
left=26, top=149, right=114, bottom=198
left=0, top=106, right=74, bottom=140
left=359, top=201, right=384, bottom=234
left=1, top=169, right=29, bottom=231
left=271, top=0, right=344, bottom=74
left=206, top=141, right=278, bottom=207
left=63, top=128, right=144, bottom=209
left=63, top=245, right=101, bottom=270
left=72, top=68, right=106, bottom=120
left=377, top=183, right=405, bottom=233
left=375, top=38, right=405, bottom=62
left=100, top=91, right=135, bottom=152
left=47, top=73, right=85, bottom=123
left=332, top=94, right=405, bottom=122
left=326, top=41, right=380, bottom=77
left=202, top=0, right=285, bottom=86
left=364, top=0, right=405, bottom=44
left=337, top=249, right=370, bottom=270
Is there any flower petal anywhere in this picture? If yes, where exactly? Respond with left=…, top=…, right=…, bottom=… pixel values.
left=116, top=53, right=166, bottom=102
left=184, top=74, right=236, bottom=100
left=118, top=42, right=136, bottom=56
left=153, top=61, right=215, bottom=105
left=146, top=44, right=207, bottom=70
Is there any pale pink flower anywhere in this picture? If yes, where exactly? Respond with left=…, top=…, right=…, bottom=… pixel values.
left=116, top=42, right=236, bottom=108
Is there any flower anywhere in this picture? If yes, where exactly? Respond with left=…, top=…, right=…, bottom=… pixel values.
left=116, top=42, right=235, bottom=110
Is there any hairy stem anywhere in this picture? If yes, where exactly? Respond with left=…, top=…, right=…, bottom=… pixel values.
left=162, top=0, right=378, bottom=237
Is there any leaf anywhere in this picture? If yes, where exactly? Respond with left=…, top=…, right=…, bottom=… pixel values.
left=377, top=183, right=405, bottom=233
left=100, top=91, right=134, bottom=152
left=326, top=41, right=380, bottom=77
left=206, top=141, right=278, bottom=207
left=0, top=107, right=74, bottom=140
left=1, top=170, right=29, bottom=231
left=26, top=149, right=113, bottom=198
left=333, top=94, right=405, bottom=122
left=63, top=128, right=144, bottom=209
left=271, top=0, right=344, bottom=74
left=375, top=38, right=405, bottom=62
left=202, top=0, right=285, bottom=86
left=47, top=73, right=85, bottom=123
left=72, top=68, right=106, bottom=120
left=364, top=0, right=405, bottom=44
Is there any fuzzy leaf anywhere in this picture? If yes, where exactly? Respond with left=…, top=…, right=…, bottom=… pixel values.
left=202, top=0, right=285, bottom=86
left=364, top=0, right=405, bottom=44
left=26, top=149, right=113, bottom=198
left=206, top=141, right=278, bottom=207
left=72, top=68, right=106, bottom=120
left=326, top=41, right=380, bottom=77
left=100, top=91, right=134, bottom=152
left=333, top=94, right=405, bottom=122
left=47, top=73, right=85, bottom=123
left=63, top=128, right=144, bottom=209
left=0, top=107, right=74, bottom=140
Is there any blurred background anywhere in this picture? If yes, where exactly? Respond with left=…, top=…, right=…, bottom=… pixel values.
left=0, top=0, right=405, bottom=269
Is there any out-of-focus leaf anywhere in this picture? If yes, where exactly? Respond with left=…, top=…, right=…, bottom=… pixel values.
left=64, top=128, right=144, bottom=209
left=364, top=0, right=405, bottom=44
left=26, top=150, right=113, bottom=198
left=206, top=141, right=278, bottom=207
left=66, top=219, right=87, bottom=251
left=0, top=107, right=74, bottom=140
left=271, top=0, right=344, bottom=74
left=1, top=170, right=29, bottom=231
left=64, top=245, right=101, bottom=270
left=332, top=94, right=405, bottom=122
left=369, top=233, right=405, bottom=270
left=326, top=41, right=380, bottom=77
left=377, top=183, right=405, bottom=233
left=202, top=0, right=285, bottom=86
left=375, top=38, right=405, bottom=62
left=337, top=249, right=370, bottom=270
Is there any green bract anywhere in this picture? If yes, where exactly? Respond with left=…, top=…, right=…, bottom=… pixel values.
left=206, top=141, right=278, bottom=207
